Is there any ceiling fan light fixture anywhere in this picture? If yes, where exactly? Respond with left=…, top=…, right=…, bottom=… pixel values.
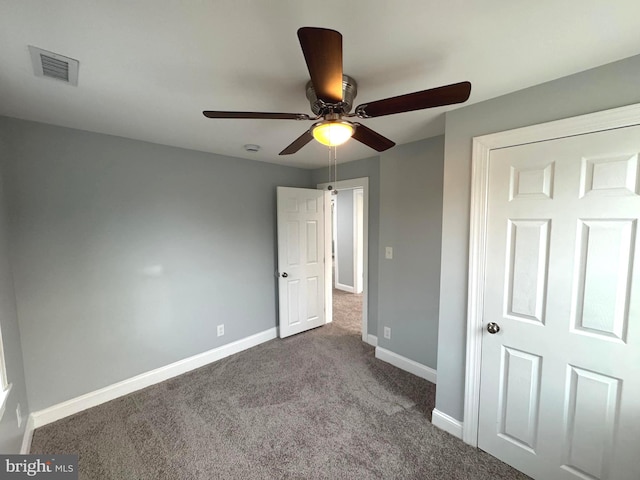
left=203, top=27, right=471, bottom=156
left=311, top=120, right=354, bottom=147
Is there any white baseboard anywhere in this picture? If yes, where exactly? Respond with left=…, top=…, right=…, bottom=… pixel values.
left=30, top=327, right=277, bottom=430
left=374, top=347, right=437, bottom=384
left=20, top=414, right=35, bottom=454
left=335, top=282, right=355, bottom=293
left=432, top=408, right=464, bottom=439
left=366, top=334, right=378, bottom=347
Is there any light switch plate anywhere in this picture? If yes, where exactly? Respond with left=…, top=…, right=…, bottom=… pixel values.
left=385, top=247, right=393, bottom=259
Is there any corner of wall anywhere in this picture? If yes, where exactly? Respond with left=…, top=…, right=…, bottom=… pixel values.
left=0, top=129, right=31, bottom=453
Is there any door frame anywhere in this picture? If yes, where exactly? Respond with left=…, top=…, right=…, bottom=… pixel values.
left=463, top=102, right=640, bottom=446
left=354, top=188, right=364, bottom=294
left=317, top=177, right=370, bottom=344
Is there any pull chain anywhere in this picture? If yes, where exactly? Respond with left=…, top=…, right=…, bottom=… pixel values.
left=327, top=146, right=339, bottom=194
left=333, top=146, right=338, bottom=194
left=327, top=145, right=332, bottom=185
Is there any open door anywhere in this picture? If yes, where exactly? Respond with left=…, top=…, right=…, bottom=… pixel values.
left=277, top=187, right=327, bottom=338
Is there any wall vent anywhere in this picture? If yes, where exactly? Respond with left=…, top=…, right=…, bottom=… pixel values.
left=28, top=46, right=79, bottom=86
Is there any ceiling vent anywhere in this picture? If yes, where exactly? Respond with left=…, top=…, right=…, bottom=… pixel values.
left=28, top=46, right=79, bottom=86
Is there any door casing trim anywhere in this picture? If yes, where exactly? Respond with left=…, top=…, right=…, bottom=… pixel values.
left=464, top=102, right=640, bottom=446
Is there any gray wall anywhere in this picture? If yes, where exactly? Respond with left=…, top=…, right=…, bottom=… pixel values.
left=0, top=117, right=311, bottom=411
left=377, top=137, right=444, bottom=368
left=335, top=190, right=354, bottom=289
left=437, top=54, right=640, bottom=421
left=311, top=156, right=380, bottom=336
left=0, top=135, right=29, bottom=453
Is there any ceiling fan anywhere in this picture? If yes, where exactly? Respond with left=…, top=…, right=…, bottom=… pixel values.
left=203, top=27, right=472, bottom=155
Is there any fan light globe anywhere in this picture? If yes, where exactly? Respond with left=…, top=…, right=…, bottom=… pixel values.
left=312, top=121, right=354, bottom=147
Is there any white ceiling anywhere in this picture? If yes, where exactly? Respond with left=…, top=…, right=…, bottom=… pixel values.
left=1, top=1, right=639, bottom=169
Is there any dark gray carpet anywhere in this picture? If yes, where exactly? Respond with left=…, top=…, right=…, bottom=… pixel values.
left=332, top=288, right=364, bottom=333
left=31, top=290, right=529, bottom=479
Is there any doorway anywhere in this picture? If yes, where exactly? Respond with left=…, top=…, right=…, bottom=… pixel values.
left=317, top=177, right=369, bottom=343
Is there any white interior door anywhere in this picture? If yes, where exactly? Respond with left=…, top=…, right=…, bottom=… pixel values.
left=277, top=187, right=326, bottom=338
left=478, top=125, right=640, bottom=479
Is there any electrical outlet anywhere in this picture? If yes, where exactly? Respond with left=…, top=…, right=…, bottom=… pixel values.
left=217, top=324, right=224, bottom=337
left=16, top=403, right=22, bottom=429
left=383, top=326, right=391, bottom=339
left=385, top=247, right=393, bottom=259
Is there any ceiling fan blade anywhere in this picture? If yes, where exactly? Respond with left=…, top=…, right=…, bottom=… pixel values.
left=352, top=123, right=396, bottom=152
left=203, top=111, right=311, bottom=120
left=279, top=130, right=314, bottom=155
left=356, top=81, right=472, bottom=118
left=297, top=27, right=343, bottom=104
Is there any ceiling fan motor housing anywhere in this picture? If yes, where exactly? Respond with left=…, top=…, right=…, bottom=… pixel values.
left=306, top=74, right=357, bottom=115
